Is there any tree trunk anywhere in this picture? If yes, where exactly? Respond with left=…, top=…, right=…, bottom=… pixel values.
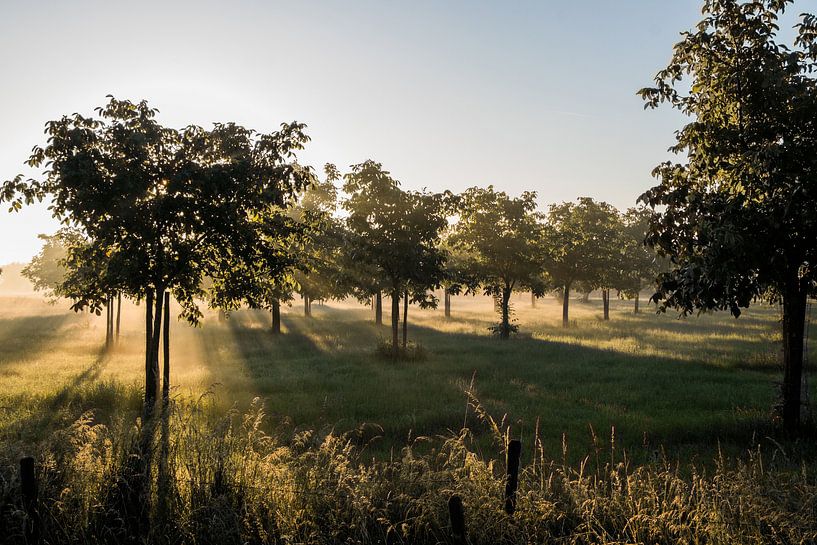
left=147, top=288, right=164, bottom=418
left=781, top=278, right=808, bottom=432
left=402, top=288, right=409, bottom=349
left=602, top=289, right=610, bottom=320
left=500, top=286, right=512, bottom=339
left=375, top=291, right=383, bottom=325
left=444, top=288, right=451, bottom=318
left=144, top=291, right=156, bottom=420
left=105, top=296, right=113, bottom=350
left=271, top=299, right=281, bottom=334
left=391, top=288, right=400, bottom=358
left=634, top=293, right=640, bottom=314
left=562, top=283, right=571, bottom=328
left=304, top=295, right=311, bottom=317
left=531, top=292, right=536, bottom=308
left=115, top=292, right=122, bottom=343
left=162, top=292, right=170, bottom=404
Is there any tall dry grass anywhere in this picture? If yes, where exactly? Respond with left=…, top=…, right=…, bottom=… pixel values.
left=1, top=393, right=815, bottom=544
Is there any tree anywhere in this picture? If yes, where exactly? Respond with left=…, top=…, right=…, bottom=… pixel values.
left=618, top=207, right=663, bottom=314
left=582, top=201, right=625, bottom=321
left=292, top=165, right=347, bottom=317
left=438, top=239, right=480, bottom=319
left=544, top=198, right=620, bottom=327
left=451, top=186, right=546, bottom=338
left=342, top=161, right=448, bottom=357
left=1, top=97, right=313, bottom=419
left=23, top=229, right=125, bottom=345
left=638, top=0, right=817, bottom=430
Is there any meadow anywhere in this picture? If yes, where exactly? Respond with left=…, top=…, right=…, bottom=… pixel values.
left=2, top=288, right=814, bottom=466
left=3, top=288, right=817, bottom=544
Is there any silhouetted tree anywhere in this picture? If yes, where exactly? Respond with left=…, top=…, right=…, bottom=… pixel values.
left=638, top=0, right=817, bottom=430
left=1, top=97, right=313, bottom=419
left=343, top=161, right=448, bottom=357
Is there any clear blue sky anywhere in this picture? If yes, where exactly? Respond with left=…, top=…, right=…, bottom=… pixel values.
left=1, top=0, right=714, bottom=263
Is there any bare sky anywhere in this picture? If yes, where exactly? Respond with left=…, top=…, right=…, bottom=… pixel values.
left=1, top=0, right=715, bottom=263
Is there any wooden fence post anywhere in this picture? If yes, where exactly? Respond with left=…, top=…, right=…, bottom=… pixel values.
left=20, top=456, right=40, bottom=543
left=448, top=494, right=466, bottom=544
left=504, top=439, right=522, bottom=515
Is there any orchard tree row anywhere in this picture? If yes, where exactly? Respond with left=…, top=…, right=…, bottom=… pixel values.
left=4, top=0, right=817, bottom=434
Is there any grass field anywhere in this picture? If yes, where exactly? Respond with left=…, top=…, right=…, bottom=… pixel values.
left=1, top=290, right=816, bottom=465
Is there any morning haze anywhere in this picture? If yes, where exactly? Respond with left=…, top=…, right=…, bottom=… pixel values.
left=2, top=1, right=816, bottom=544
left=1, top=0, right=700, bottom=263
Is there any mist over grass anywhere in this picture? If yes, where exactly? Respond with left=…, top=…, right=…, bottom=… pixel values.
left=1, top=290, right=812, bottom=465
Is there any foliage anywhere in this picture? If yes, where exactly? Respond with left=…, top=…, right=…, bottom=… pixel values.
left=637, top=0, right=817, bottom=429
left=22, top=230, right=72, bottom=301
left=543, top=198, right=621, bottom=325
left=450, top=186, right=546, bottom=338
left=0, top=97, right=314, bottom=416
left=342, top=160, right=449, bottom=354
left=618, top=207, right=664, bottom=301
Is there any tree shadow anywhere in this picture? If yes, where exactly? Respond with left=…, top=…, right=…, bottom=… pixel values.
left=187, top=303, right=806, bottom=465
left=0, top=351, right=142, bottom=443
left=0, top=313, right=74, bottom=370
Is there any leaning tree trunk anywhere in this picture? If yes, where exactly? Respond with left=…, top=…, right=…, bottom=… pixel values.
left=375, top=291, right=383, bottom=325
left=500, top=286, right=512, bottom=339
left=161, top=292, right=170, bottom=404
left=444, top=288, right=451, bottom=318
left=562, top=283, right=571, bottom=328
left=271, top=299, right=281, bottom=334
left=402, top=288, right=409, bottom=349
left=391, top=288, right=400, bottom=358
left=781, top=277, right=808, bottom=432
left=602, top=289, right=610, bottom=320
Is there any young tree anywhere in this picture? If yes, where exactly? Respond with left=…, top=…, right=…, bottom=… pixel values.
left=544, top=198, right=620, bottom=327
left=22, top=229, right=122, bottom=342
left=583, top=202, right=625, bottom=321
left=618, top=207, right=663, bottom=314
left=450, top=186, right=546, bottom=338
left=343, top=161, right=448, bottom=356
left=638, top=0, right=817, bottom=430
left=291, top=165, right=346, bottom=317
left=1, top=97, right=313, bottom=419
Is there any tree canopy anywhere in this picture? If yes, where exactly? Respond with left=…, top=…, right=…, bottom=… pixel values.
left=1, top=97, right=314, bottom=416
left=342, top=160, right=449, bottom=356
left=450, top=186, right=546, bottom=338
left=638, top=0, right=817, bottom=430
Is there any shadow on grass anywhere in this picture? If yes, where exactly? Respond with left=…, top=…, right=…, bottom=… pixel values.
left=186, top=303, right=811, bottom=465
left=0, top=351, right=142, bottom=443
left=0, top=313, right=74, bottom=369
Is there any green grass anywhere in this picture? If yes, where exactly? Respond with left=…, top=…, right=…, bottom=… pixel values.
left=1, top=292, right=815, bottom=464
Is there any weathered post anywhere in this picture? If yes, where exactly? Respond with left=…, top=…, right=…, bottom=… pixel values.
left=504, top=439, right=522, bottom=515
left=448, top=494, right=466, bottom=545
left=20, top=456, right=40, bottom=543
